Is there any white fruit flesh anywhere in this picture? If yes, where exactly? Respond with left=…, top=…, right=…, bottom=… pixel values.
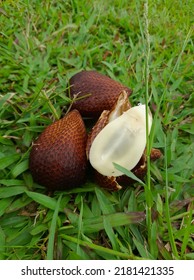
left=89, top=105, right=152, bottom=177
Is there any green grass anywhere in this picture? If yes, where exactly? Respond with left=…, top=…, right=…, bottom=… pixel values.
left=0, top=0, right=194, bottom=260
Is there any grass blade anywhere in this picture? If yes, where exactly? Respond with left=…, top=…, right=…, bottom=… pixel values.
left=11, top=159, right=29, bottom=178
left=61, top=234, right=143, bottom=260
left=47, top=194, right=62, bottom=260
left=64, top=211, right=145, bottom=234
left=113, top=163, right=145, bottom=186
left=164, top=136, right=179, bottom=259
left=133, top=237, right=154, bottom=259
left=25, top=191, right=60, bottom=211
left=0, top=226, right=6, bottom=260
left=0, top=186, right=27, bottom=198
left=0, top=154, right=20, bottom=170
left=143, top=1, right=153, bottom=254
left=180, top=205, right=193, bottom=259
left=95, top=187, right=115, bottom=214
left=103, top=216, right=120, bottom=251
left=0, top=198, right=14, bottom=216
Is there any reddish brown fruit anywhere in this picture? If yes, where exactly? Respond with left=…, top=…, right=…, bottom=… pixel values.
left=69, top=70, right=132, bottom=118
left=29, top=110, right=87, bottom=190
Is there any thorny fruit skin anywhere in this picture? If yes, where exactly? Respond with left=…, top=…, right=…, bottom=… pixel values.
left=69, top=70, right=132, bottom=118
left=29, top=110, right=87, bottom=190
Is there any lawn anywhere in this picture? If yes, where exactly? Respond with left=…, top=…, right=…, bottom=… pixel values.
left=0, top=0, right=193, bottom=260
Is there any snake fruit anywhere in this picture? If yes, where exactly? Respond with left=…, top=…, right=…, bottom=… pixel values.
left=87, top=91, right=162, bottom=191
left=69, top=70, right=132, bottom=117
left=29, top=110, right=87, bottom=190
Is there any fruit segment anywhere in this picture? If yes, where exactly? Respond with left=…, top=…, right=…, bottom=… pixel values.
left=89, top=105, right=152, bottom=177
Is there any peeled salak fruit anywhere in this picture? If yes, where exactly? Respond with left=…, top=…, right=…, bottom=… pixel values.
left=87, top=91, right=161, bottom=191
left=89, top=104, right=152, bottom=177
left=29, top=110, right=87, bottom=190
left=69, top=70, right=132, bottom=117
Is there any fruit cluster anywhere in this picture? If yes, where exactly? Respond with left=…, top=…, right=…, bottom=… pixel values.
left=29, top=70, right=161, bottom=191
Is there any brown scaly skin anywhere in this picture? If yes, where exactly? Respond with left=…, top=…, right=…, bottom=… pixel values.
left=69, top=70, right=132, bottom=118
left=29, top=110, right=87, bottom=190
